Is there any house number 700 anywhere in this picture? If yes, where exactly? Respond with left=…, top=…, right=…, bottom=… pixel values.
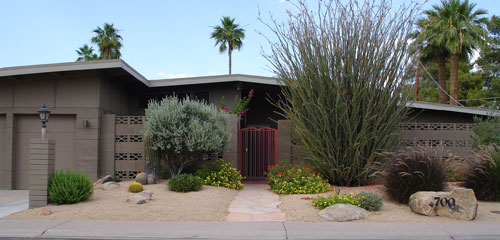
left=434, top=197, right=456, bottom=209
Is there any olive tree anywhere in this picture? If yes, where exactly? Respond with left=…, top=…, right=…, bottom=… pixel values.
left=143, top=97, right=230, bottom=176
left=264, top=0, right=419, bottom=186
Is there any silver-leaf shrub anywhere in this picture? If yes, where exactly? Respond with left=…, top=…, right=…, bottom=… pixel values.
left=143, top=97, right=230, bottom=176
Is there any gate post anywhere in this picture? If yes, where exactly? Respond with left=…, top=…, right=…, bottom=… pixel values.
left=223, top=114, right=240, bottom=168
left=278, top=120, right=292, bottom=164
left=29, top=139, right=55, bottom=209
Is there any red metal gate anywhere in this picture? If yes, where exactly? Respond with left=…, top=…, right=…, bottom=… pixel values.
left=238, top=127, right=278, bottom=181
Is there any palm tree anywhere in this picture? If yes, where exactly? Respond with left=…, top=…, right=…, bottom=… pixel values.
left=91, top=23, right=123, bottom=59
left=211, top=16, right=245, bottom=74
left=76, top=44, right=99, bottom=61
left=427, top=0, right=487, bottom=105
left=413, top=17, right=450, bottom=104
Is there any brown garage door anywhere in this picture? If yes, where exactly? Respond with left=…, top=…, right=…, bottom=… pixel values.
left=14, top=115, right=76, bottom=190
left=0, top=115, right=5, bottom=189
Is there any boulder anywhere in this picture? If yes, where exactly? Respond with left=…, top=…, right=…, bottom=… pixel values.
left=103, top=181, right=120, bottom=190
left=127, top=191, right=153, bottom=204
left=319, top=204, right=369, bottom=222
left=135, top=172, right=148, bottom=185
left=409, top=188, right=478, bottom=220
left=147, top=174, right=155, bottom=185
left=94, top=175, right=114, bottom=185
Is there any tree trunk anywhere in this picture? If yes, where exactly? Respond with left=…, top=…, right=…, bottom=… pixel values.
left=449, top=53, right=459, bottom=106
left=437, top=54, right=447, bottom=104
left=228, top=49, right=232, bottom=75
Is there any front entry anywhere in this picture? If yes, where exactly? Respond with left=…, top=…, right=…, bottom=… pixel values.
left=238, top=127, right=278, bottom=181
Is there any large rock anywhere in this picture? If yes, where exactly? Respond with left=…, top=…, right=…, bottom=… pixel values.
left=409, top=188, right=478, bottom=220
left=127, top=191, right=153, bottom=204
left=94, top=175, right=114, bottom=185
left=319, top=204, right=369, bottom=222
left=103, top=181, right=119, bottom=190
left=135, top=172, right=148, bottom=185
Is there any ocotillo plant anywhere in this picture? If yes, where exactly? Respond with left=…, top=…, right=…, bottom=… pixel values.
left=263, top=0, right=419, bottom=186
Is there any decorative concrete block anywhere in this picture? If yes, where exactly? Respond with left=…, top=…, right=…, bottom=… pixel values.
left=29, top=139, right=55, bottom=209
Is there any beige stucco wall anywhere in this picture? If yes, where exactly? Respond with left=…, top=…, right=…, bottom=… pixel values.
left=0, top=114, right=5, bottom=189
left=0, top=71, right=108, bottom=189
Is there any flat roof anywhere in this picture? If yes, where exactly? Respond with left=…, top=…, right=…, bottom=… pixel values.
left=406, top=101, right=500, bottom=116
left=0, top=59, right=150, bottom=86
left=0, top=60, right=279, bottom=87
left=149, top=74, right=280, bottom=87
left=2, top=60, right=499, bottom=117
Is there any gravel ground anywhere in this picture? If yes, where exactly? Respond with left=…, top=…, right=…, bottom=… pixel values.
left=279, top=184, right=500, bottom=222
left=2, top=180, right=239, bottom=221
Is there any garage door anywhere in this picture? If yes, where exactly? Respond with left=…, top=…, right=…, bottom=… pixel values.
left=0, top=115, right=5, bottom=189
left=14, top=115, right=76, bottom=190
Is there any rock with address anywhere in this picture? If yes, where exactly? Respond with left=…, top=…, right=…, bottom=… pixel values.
left=319, top=204, right=369, bottom=222
left=127, top=191, right=153, bottom=204
left=409, top=188, right=478, bottom=220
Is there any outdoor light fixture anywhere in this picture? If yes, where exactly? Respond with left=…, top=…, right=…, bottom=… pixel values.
left=37, top=104, right=50, bottom=139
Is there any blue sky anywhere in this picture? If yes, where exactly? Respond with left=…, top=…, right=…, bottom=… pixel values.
left=1, top=0, right=499, bottom=80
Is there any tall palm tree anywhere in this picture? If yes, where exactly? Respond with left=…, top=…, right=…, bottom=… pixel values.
left=91, top=23, right=123, bottom=59
left=211, top=17, right=245, bottom=74
left=75, top=44, right=99, bottom=61
left=427, top=0, right=487, bottom=105
left=413, top=17, right=450, bottom=104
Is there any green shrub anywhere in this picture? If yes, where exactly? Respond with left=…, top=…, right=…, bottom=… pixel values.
left=267, top=162, right=330, bottom=194
left=199, top=159, right=244, bottom=190
left=48, top=170, right=93, bottom=205
left=311, top=191, right=361, bottom=210
left=143, top=97, right=230, bottom=177
left=113, top=174, right=122, bottom=182
left=168, top=173, right=203, bottom=192
left=263, top=0, right=416, bottom=186
left=356, top=191, right=383, bottom=211
left=380, top=146, right=446, bottom=203
left=160, top=165, right=171, bottom=180
left=464, top=146, right=500, bottom=201
left=472, top=116, right=500, bottom=148
left=128, top=182, right=143, bottom=193
left=196, top=160, right=224, bottom=180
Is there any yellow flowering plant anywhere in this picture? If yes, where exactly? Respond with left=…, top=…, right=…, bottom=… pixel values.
left=266, top=161, right=330, bottom=194
left=198, top=159, right=244, bottom=190
left=311, top=190, right=361, bottom=209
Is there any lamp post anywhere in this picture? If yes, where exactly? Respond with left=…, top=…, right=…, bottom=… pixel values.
left=37, top=104, right=50, bottom=140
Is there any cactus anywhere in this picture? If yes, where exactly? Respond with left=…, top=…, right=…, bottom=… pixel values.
left=135, top=172, right=148, bottom=185
left=128, top=182, right=143, bottom=193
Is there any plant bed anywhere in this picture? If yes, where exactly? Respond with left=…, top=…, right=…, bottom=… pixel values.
left=278, top=184, right=500, bottom=222
left=2, top=180, right=239, bottom=222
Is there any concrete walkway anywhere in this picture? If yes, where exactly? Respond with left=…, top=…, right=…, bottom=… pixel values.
left=227, top=184, right=286, bottom=221
left=0, top=191, right=28, bottom=218
left=1, top=220, right=500, bottom=239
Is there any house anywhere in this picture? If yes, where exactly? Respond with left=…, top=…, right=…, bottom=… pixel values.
left=1, top=59, right=498, bottom=189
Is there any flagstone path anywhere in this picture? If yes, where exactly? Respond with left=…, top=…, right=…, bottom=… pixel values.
left=226, top=184, right=285, bottom=221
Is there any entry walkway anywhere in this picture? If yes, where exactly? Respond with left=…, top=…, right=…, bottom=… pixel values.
left=226, top=184, right=286, bottom=221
